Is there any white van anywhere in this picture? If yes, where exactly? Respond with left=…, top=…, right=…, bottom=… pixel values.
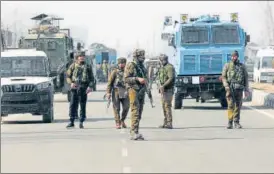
left=253, top=47, right=274, bottom=83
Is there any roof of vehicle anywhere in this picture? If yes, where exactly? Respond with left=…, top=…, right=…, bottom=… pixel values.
left=256, top=48, right=274, bottom=57
left=24, top=33, right=67, bottom=39
left=1, top=49, right=47, bottom=58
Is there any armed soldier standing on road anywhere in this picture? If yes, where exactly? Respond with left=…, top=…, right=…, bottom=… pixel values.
left=66, top=51, right=94, bottom=129
left=102, top=60, right=108, bottom=82
left=106, top=57, right=129, bottom=129
left=222, top=50, right=249, bottom=129
left=157, top=54, right=176, bottom=129
left=124, top=49, right=148, bottom=140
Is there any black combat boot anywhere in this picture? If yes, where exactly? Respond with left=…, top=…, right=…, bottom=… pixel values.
left=66, top=122, right=75, bottom=128
left=166, top=124, right=173, bottom=129
left=120, top=120, right=127, bottom=128
left=130, top=132, right=145, bottom=140
left=227, top=121, right=233, bottom=129
left=79, top=122, right=84, bottom=129
left=234, top=122, right=242, bottom=129
left=158, top=124, right=167, bottom=128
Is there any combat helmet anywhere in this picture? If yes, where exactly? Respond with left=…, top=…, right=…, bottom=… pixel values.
left=132, top=49, right=145, bottom=58
left=117, top=57, right=127, bottom=64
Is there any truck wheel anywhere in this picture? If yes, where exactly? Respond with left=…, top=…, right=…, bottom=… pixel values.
left=220, top=98, right=228, bottom=108
left=67, top=91, right=71, bottom=102
left=201, top=98, right=205, bottom=103
left=43, top=104, right=54, bottom=123
left=174, top=93, right=183, bottom=109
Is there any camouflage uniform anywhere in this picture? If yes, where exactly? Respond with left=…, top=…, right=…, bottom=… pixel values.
left=66, top=54, right=94, bottom=128
left=102, top=60, right=108, bottom=82
left=106, top=58, right=129, bottom=129
left=124, top=49, right=147, bottom=140
left=222, top=51, right=249, bottom=129
left=157, top=54, right=175, bottom=129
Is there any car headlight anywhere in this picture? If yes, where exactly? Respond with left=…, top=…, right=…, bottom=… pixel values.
left=37, top=82, right=50, bottom=90
left=183, top=77, right=188, bottom=83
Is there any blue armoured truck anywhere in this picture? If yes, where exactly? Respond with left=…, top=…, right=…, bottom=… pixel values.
left=161, top=13, right=250, bottom=109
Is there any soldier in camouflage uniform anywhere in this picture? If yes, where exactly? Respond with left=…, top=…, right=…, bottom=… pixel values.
left=106, top=57, right=129, bottom=129
left=66, top=51, right=94, bottom=129
left=124, top=49, right=148, bottom=140
left=102, top=60, right=108, bottom=82
left=222, top=51, right=249, bottom=129
left=157, top=54, right=175, bottom=129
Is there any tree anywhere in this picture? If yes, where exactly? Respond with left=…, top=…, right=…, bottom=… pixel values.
left=260, top=1, right=274, bottom=45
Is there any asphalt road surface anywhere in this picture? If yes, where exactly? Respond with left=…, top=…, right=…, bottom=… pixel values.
left=1, top=83, right=274, bottom=173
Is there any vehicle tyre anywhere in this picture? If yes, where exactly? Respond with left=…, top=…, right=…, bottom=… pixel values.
left=43, top=103, right=54, bottom=123
left=67, top=91, right=71, bottom=102
left=174, top=93, right=183, bottom=109
left=201, top=98, right=206, bottom=103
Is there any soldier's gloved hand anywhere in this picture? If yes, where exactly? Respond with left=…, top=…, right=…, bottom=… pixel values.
left=244, top=90, right=250, bottom=98
left=159, top=86, right=164, bottom=93
left=137, top=78, right=146, bottom=84
left=71, top=83, right=77, bottom=89
left=86, top=87, right=92, bottom=94
left=106, top=93, right=111, bottom=99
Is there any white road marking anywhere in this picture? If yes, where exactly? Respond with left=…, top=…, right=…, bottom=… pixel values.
left=122, top=148, right=128, bottom=157
left=245, top=105, right=274, bottom=120
left=122, top=166, right=131, bottom=173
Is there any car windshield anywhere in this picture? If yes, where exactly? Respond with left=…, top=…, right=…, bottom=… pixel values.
left=262, top=56, right=274, bottom=69
left=0, top=56, right=48, bottom=77
left=212, top=25, right=240, bottom=44
left=181, top=26, right=209, bottom=44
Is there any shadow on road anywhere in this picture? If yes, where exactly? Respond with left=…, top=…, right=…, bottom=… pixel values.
left=181, top=106, right=226, bottom=110
left=141, top=126, right=224, bottom=130
left=54, top=99, right=107, bottom=103
left=147, top=137, right=245, bottom=142
left=2, top=117, right=114, bottom=125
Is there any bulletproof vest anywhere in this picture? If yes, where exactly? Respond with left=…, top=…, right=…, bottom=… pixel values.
left=114, top=68, right=125, bottom=88
left=71, top=63, right=89, bottom=84
left=227, top=61, right=245, bottom=85
left=158, top=64, right=175, bottom=86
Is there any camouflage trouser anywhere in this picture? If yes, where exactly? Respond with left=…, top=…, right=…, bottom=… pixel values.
left=112, top=89, right=130, bottom=124
left=128, top=88, right=145, bottom=135
left=226, top=89, right=243, bottom=122
left=161, top=90, right=173, bottom=126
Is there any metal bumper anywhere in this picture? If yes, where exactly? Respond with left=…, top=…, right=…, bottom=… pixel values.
left=1, top=91, right=51, bottom=115
left=175, top=75, right=224, bottom=93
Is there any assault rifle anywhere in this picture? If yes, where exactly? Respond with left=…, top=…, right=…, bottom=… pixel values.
left=137, top=66, right=155, bottom=108
left=228, top=82, right=236, bottom=104
left=103, top=93, right=111, bottom=110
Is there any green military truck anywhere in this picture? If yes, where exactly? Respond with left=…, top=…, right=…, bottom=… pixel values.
left=19, top=13, right=75, bottom=95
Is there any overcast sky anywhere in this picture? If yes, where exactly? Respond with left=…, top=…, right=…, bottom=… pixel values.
left=1, top=1, right=272, bottom=57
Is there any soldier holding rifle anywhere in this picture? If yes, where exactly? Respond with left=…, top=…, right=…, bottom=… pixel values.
left=66, top=52, right=94, bottom=129
left=222, top=51, right=249, bottom=129
left=124, top=49, right=154, bottom=140
left=157, top=54, right=176, bottom=129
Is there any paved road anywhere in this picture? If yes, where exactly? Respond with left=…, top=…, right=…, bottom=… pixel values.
left=1, top=83, right=274, bottom=173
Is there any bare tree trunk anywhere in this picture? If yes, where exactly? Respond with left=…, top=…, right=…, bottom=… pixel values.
left=260, top=1, right=274, bottom=45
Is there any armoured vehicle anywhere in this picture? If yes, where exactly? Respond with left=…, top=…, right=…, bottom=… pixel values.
left=19, top=13, right=74, bottom=94
left=161, top=14, right=250, bottom=108
left=1, top=49, right=54, bottom=123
